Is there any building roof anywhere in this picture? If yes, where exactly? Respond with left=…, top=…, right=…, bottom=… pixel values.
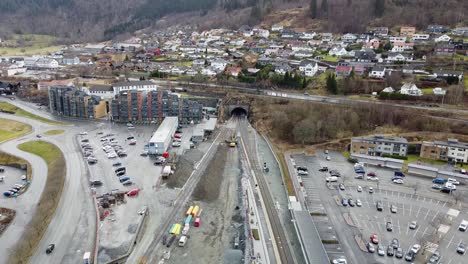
left=352, top=134, right=408, bottom=144
left=294, top=210, right=330, bottom=264
left=431, top=139, right=468, bottom=149
left=112, top=80, right=156, bottom=87
left=89, top=85, right=113, bottom=92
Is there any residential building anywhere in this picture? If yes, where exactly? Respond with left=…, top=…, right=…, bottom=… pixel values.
left=435, top=44, right=455, bottom=55
left=62, top=56, right=80, bottom=65
left=342, top=33, right=357, bottom=43
left=420, top=139, right=468, bottom=163
left=373, top=27, right=389, bottom=37
left=400, top=26, right=416, bottom=37
left=298, top=61, right=318, bottom=77
left=386, top=52, right=413, bottom=62
left=382, top=87, right=395, bottom=93
left=389, top=36, right=407, bottom=43
left=328, top=46, right=348, bottom=56
left=225, top=67, right=242, bottom=77
left=453, top=27, right=468, bottom=37
left=369, top=66, right=386, bottom=79
left=35, top=58, right=59, bottom=69
left=391, top=42, right=414, bottom=52
left=435, top=34, right=451, bottom=43
left=49, top=86, right=107, bottom=119
left=412, top=34, right=430, bottom=41
left=400, top=83, right=422, bottom=96
left=432, top=87, right=446, bottom=95
left=112, top=80, right=158, bottom=94
left=426, top=25, right=448, bottom=34
left=271, top=24, right=284, bottom=32
left=354, top=49, right=377, bottom=62
left=87, top=85, right=115, bottom=99
left=210, top=59, right=228, bottom=71
left=433, top=70, right=463, bottom=82
left=351, top=134, right=408, bottom=157
left=38, top=79, right=74, bottom=91
left=335, top=66, right=353, bottom=77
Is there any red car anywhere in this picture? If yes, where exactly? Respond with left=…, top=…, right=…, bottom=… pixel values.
left=367, top=172, right=377, bottom=177
left=173, top=134, right=182, bottom=139
left=370, top=233, right=379, bottom=244
left=127, top=189, right=140, bottom=197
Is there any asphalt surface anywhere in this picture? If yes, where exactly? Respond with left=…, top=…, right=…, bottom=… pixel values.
left=238, top=117, right=295, bottom=264
left=292, top=151, right=468, bottom=264
left=0, top=99, right=95, bottom=264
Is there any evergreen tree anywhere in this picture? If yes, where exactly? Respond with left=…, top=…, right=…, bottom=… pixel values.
left=326, top=73, right=337, bottom=94
left=374, top=0, right=385, bottom=17
left=309, top=0, right=317, bottom=19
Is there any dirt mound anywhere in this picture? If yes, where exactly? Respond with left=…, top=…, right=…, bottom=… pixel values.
left=0, top=207, right=16, bottom=235
left=192, top=145, right=228, bottom=202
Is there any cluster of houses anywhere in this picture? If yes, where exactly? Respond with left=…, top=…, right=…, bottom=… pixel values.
left=0, top=24, right=466, bottom=95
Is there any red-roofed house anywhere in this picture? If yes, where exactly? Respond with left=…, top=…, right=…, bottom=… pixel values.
left=335, top=66, right=352, bottom=77
left=37, top=79, right=74, bottom=91
left=225, top=67, right=242, bottom=77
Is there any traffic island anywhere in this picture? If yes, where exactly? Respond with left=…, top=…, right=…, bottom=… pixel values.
left=343, top=213, right=356, bottom=227
left=0, top=208, right=16, bottom=235
left=354, top=235, right=368, bottom=252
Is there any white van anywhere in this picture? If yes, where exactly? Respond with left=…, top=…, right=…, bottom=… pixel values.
left=178, top=235, right=188, bottom=247
left=326, top=176, right=338, bottom=182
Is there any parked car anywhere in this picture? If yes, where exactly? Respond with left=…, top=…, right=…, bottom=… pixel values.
left=376, top=201, right=383, bottom=211
left=46, top=244, right=55, bottom=254
left=319, top=167, right=328, bottom=172
left=428, top=251, right=441, bottom=263
left=326, top=176, right=338, bottom=182
left=127, top=188, right=140, bottom=196
left=377, top=245, right=385, bottom=256
left=357, top=186, right=362, bottom=192
left=90, top=180, right=103, bottom=187
left=348, top=199, right=355, bottom=207
left=368, top=187, right=374, bottom=193
left=387, top=245, right=394, bottom=256
left=457, top=242, right=466, bottom=254
left=432, top=184, right=442, bottom=189
left=410, top=244, right=421, bottom=254
left=386, top=222, right=393, bottom=231
left=341, top=198, right=348, bottom=206
left=112, top=162, right=122, bottom=167
left=367, top=176, right=379, bottom=181
left=173, top=134, right=182, bottom=139
left=409, top=221, right=418, bottom=230
left=3, top=191, right=14, bottom=197
left=356, top=199, right=362, bottom=207
left=367, top=172, right=376, bottom=177
left=367, top=242, right=375, bottom=253
left=339, top=184, right=345, bottom=190
left=154, top=157, right=166, bottom=165
left=395, top=247, right=403, bottom=258
left=119, top=176, right=130, bottom=183
left=370, top=233, right=379, bottom=244
left=79, top=132, right=88, bottom=135
left=393, top=179, right=404, bottom=184
left=390, top=205, right=397, bottom=213
left=172, top=142, right=181, bottom=147
left=391, top=238, right=400, bottom=249
left=405, top=251, right=414, bottom=261
left=326, top=156, right=331, bottom=161
left=122, top=180, right=133, bottom=186
left=140, top=151, right=148, bottom=157
left=447, top=178, right=460, bottom=185
left=432, top=178, right=446, bottom=184
left=458, top=220, right=468, bottom=231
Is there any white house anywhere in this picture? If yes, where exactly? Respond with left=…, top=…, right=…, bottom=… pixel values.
left=2, top=65, right=27, bottom=76
left=35, top=58, right=59, bottom=69
left=387, top=52, right=413, bottom=62
left=389, top=36, right=407, bottom=43
left=87, top=85, right=115, bottom=99
left=342, top=33, right=357, bottom=42
left=112, top=80, right=158, bottom=93
left=382, top=87, right=395, bottom=93
left=201, top=67, right=217, bottom=76
left=210, top=59, right=228, bottom=71
left=412, top=34, right=430, bottom=41
left=328, top=46, right=348, bottom=56
left=271, top=24, right=283, bottom=32
left=255, top=29, right=270, bottom=38
left=294, top=51, right=314, bottom=58
left=435, top=34, right=451, bottom=43
left=299, top=32, right=316, bottom=40
left=299, top=61, right=318, bottom=77
left=400, top=83, right=422, bottom=96
left=369, top=66, right=386, bottom=79
left=274, top=64, right=292, bottom=75
left=433, top=87, right=446, bottom=95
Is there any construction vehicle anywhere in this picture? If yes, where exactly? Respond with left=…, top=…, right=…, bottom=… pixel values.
left=226, top=133, right=237, bottom=147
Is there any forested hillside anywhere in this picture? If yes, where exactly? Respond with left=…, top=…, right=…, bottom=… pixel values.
left=0, top=0, right=465, bottom=41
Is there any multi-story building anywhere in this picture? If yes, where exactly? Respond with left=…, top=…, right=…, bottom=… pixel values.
left=351, top=134, right=408, bottom=157
left=49, top=86, right=107, bottom=119
left=111, top=90, right=202, bottom=123
left=112, top=80, right=158, bottom=94
left=420, top=139, right=468, bottom=163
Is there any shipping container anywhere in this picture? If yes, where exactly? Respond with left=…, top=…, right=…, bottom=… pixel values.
left=194, top=217, right=200, bottom=227
left=173, top=224, right=182, bottom=235
left=185, top=215, right=193, bottom=225
left=191, top=205, right=200, bottom=217
left=186, top=206, right=194, bottom=216
left=169, top=224, right=176, bottom=234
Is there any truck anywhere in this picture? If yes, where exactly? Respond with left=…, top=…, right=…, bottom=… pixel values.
left=178, top=235, right=188, bottom=247
left=191, top=205, right=200, bottom=217
left=185, top=215, right=193, bottom=225
left=194, top=217, right=200, bottom=227
left=186, top=206, right=194, bottom=216
left=167, top=235, right=176, bottom=247
left=83, top=252, right=91, bottom=264
left=162, top=166, right=172, bottom=179
left=394, top=171, right=405, bottom=177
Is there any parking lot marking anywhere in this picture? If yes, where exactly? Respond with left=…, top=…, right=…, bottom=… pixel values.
left=446, top=235, right=455, bottom=249
left=397, top=219, right=401, bottom=234
left=406, top=222, right=410, bottom=236
left=416, top=206, right=422, bottom=218
left=410, top=204, right=413, bottom=216
left=424, top=209, right=431, bottom=220
left=402, top=203, right=405, bottom=216
left=441, top=201, right=447, bottom=208
left=431, top=211, right=440, bottom=222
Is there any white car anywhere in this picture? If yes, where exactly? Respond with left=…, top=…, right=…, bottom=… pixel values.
left=332, top=257, right=347, bottom=264
left=79, top=132, right=88, bottom=135
left=356, top=199, right=362, bottom=207
left=326, top=176, right=338, bottom=182
left=410, top=244, right=421, bottom=254
left=172, top=142, right=181, bottom=147
left=357, top=186, right=362, bottom=192
left=393, top=179, right=404, bottom=184
left=447, top=178, right=460, bottom=185
left=367, top=176, right=379, bottom=181
left=0, top=176, right=4, bottom=182
left=445, top=182, right=457, bottom=190
left=326, top=156, right=331, bottom=161
left=458, top=220, right=468, bottom=231
left=173, top=138, right=182, bottom=142
left=21, top=174, right=27, bottom=180
left=107, top=152, right=117, bottom=159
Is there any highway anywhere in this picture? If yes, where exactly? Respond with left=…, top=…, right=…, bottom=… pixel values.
left=0, top=101, right=96, bottom=264
left=238, top=116, right=296, bottom=264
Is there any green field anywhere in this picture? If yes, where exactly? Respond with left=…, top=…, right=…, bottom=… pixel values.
left=421, top=88, right=433, bottom=95
left=44, top=129, right=64, bottom=136
left=322, top=55, right=340, bottom=62
left=12, top=140, right=65, bottom=264
left=0, top=118, right=32, bottom=142
left=0, top=34, right=63, bottom=56
left=0, top=102, right=68, bottom=125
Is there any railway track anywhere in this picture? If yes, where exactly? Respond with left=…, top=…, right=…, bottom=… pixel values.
left=238, top=117, right=295, bottom=264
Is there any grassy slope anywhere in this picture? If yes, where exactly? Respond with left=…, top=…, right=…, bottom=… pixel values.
left=43, top=129, right=64, bottom=135
left=0, top=34, right=63, bottom=56
left=0, top=102, right=68, bottom=125
left=10, top=141, right=65, bottom=264
left=0, top=118, right=32, bottom=142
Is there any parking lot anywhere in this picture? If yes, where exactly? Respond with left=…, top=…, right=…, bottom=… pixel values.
left=292, top=151, right=468, bottom=264
left=0, top=166, right=27, bottom=198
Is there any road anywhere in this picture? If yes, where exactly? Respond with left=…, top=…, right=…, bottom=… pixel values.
left=238, top=117, right=295, bottom=264
left=0, top=110, right=95, bottom=264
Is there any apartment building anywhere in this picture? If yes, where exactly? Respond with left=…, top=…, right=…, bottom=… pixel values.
left=111, top=90, right=202, bottom=123
left=420, top=139, right=468, bottom=163
left=49, top=86, right=107, bottom=119
left=351, top=134, right=408, bottom=157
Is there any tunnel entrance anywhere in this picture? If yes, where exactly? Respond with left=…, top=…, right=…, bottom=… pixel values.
left=231, top=107, right=248, bottom=117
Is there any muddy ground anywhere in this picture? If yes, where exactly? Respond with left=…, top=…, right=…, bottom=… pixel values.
left=165, top=145, right=246, bottom=264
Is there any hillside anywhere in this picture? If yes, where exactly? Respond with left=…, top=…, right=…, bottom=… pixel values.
left=0, top=0, right=465, bottom=41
